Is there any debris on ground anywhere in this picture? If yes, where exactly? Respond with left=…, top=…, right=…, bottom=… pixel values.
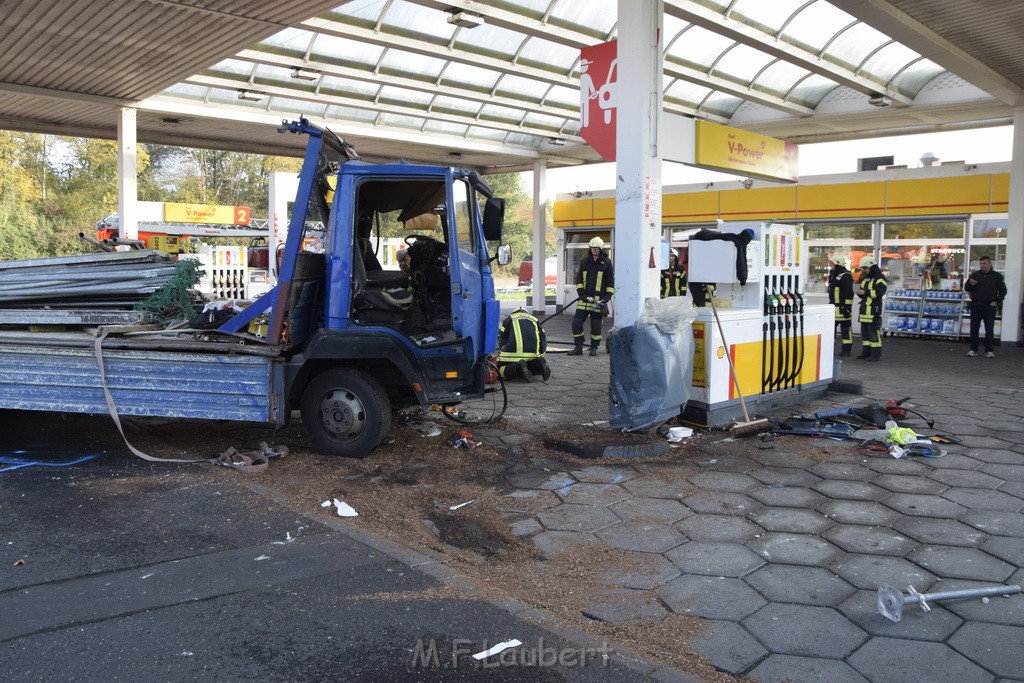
left=321, top=498, right=358, bottom=517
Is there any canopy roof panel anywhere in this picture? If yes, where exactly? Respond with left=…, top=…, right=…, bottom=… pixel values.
left=0, top=0, right=1021, bottom=171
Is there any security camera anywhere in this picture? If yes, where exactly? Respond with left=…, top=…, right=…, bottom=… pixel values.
left=868, top=93, right=892, bottom=108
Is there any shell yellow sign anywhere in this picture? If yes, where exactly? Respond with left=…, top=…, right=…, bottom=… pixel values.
left=164, top=203, right=251, bottom=225
left=695, top=120, right=798, bottom=182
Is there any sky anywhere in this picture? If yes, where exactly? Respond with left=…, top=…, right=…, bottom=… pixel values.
left=527, top=125, right=1015, bottom=199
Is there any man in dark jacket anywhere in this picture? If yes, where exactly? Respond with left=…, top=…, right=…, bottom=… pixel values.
left=497, top=308, right=550, bottom=382
left=856, top=255, right=887, bottom=362
left=660, top=249, right=687, bottom=298
left=570, top=237, right=614, bottom=356
left=964, top=255, right=1007, bottom=358
left=828, top=259, right=854, bottom=356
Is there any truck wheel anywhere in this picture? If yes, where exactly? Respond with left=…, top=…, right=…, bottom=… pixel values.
left=301, top=368, right=391, bottom=458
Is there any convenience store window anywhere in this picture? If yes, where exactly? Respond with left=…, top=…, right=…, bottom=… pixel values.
left=967, top=215, right=1008, bottom=273
left=880, top=220, right=966, bottom=290
left=803, top=223, right=875, bottom=300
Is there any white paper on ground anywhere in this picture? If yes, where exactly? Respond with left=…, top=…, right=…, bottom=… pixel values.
left=332, top=498, right=358, bottom=517
left=472, top=640, right=523, bottom=660
left=449, top=499, right=476, bottom=511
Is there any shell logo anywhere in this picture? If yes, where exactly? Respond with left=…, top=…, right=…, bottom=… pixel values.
left=716, top=346, right=726, bottom=359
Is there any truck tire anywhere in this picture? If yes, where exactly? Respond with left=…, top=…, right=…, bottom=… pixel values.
left=301, top=368, right=392, bottom=458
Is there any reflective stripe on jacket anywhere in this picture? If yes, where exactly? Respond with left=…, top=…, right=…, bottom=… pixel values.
left=858, top=271, right=887, bottom=323
left=661, top=266, right=687, bottom=298
left=576, top=253, right=614, bottom=312
left=498, top=310, right=546, bottom=362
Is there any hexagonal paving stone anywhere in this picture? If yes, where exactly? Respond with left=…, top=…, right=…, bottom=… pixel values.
left=930, top=578, right=1024, bottom=626
left=505, top=470, right=577, bottom=490
left=687, top=619, right=768, bottom=675
left=998, top=479, right=1024, bottom=501
left=881, top=493, right=968, bottom=518
left=620, top=477, right=695, bottom=500
left=812, top=480, right=890, bottom=501
left=925, top=454, right=987, bottom=470
left=500, top=489, right=560, bottom=509
left=980, top=463, right=1024, bottom=482
left=675, top=514, right=761, bottom=542
left=743, top=604, right=867, bottom=658
left=960, top=510, right=1024, bottom=537
left=819, top=500, right=901, bottom=526
left=665, top=541, right=765, bottom=577
left=747, top=532, right=843, bottom=566
left=568, top=465, right=639, bottom=484
left=894, top=517, right=988, bottom=547
left=860, top=458, right=932, bottom=475
left=610, top=497, right=692, bottom=524
left=749, top=654, right=869, bottom=683
left=595, top=520, right=685, bottom=553
left=830, top=554, right=937, bottom=591
left=848, top=637, right=991, bottom=682
left=948, top=622, right=1024, bottom=678
left=500, top=511, right=543, bottom=537
left=749, top=486, right=827, bottom=509
left=749, top=467, right=822, bottom=488
left=941, top=487, right=1024, bottom=512
left=871, top=474, right=949, bottom=495
left=657, top=574, right=766, bottom=620
left=750, top=507, right=833, bottom=534
left=823, top=525, right=916, bottom=556
left=907, top=546, right=1015, bottom=582
left=837, top=589, right=962, bottom=641
left=747, top=450, right=817, bottom=469
left=981, top=536, right=1024, bottom=564
left=536, top=504, right=622, bottom=532
left=531, top=530, right=599, bottom=558
left=688, top=471, right=759, bottom=492
left=603, top=553, right=681, bottom=590
left=744, top=565, right=856, bottom=606
left=927, top=468, right=1005, bottom=489
left=580, top=588, right=668, bottom=625
left=683, top=491, right=761, bottom=515
left=809, top=462, right=876, bottom=481
left=557, top=483, right=631, bottom=506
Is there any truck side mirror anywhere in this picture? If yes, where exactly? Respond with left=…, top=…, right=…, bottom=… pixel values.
left=483, top=197, right=505, bottom=242
left=496, top=244, right=512, bottom=266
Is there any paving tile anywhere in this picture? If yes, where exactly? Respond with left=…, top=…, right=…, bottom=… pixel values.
left=749, top=507, right=833, bottom=534
left=811, top=480, right=890, bottom=501
left=941, top=487, right=1024, bottom=512
left=837, top=589, right=962, bottom=641
left=881, top=493, right=968, bottom=518
left=744, top=565, right=856, bottom=606
left=505, top=470, right=577, bottom=490
left=748, top=654, right=869, bottom=683
left=674, top=513, right=761, bottom=543
left=682, top=491, right=761, bottom=516
left=620, top=478, right=694, bottom=500
left=894, top=517, right=988, bottom=547
left=748, top=486, right=827, bottom=509
left=557, top=483, right=631, bottom=506
left=580, top=588, right=668, bottom=625
left=980, top=463, right=1024, bottom=482
left=948, top=622, right=1024, bottom=678
left=665, top=541, right=766, bottom=577
left=861, top=458, right=932, bottom=475
left=871, top=473, right=949, bottom=495
left=610, top=497, right=692, bottom=524
left=568, top=465, right=640, bottom=484
left=848, top=637, right=992, bottom=682
left=951, top=435, right=1013, bottom=450
left=531, top=530, right=599, bottom=558
left=925, top=454, right=987, bottom=470
left=928, top=578, right=1024, bottom=626
left=603, top=554, right=681, bottom=590
left=997, top=480, right=1024, bottom=501
left=595, top=521, right=686, bottom=553
left=907, top=546, right=1015, bottom=582
left=747, top=533, right=843, bottom=566
left=657, top=575, right=766, bottom=620
left=686, top=619, right=767, bottom=675
left=808, top=462, right=876, bottom=480
left=688, top=471, right=759, bottom=492
left=500, top=489, right=561, bottom=509
left=823, top=525, right=916, bottom=556
left=536, top=504, right=622, bottom=532
left=500, top=511, right=543, bottom=537
left=927, top=468, right=1006, bottom=489
left=819, top=500, right=901, bottom=526
left=748, top=467, right=822, bottom=488
left=980, top=536, right=1024, bottom=564
left=830, top=554, right=937, bottom=591
left=742, top=604, right=866, bottom=658
left=960, top=510, right=1024, bottom=537
left=747, top=450, right=817, bottom=469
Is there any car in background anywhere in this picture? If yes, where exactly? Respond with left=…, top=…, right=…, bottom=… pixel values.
left=517, top=256, right=558, bottom=286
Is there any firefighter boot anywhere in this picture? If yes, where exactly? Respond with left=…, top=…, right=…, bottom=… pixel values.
left=840, top=345, right=852, bottom=357
left=589, top=342, right=599, bottom=357
left=569, top=341, right=583, bottom=356
left=857, top=348, right=871, bottom=360
left=867, top=347, right=881, bottom=362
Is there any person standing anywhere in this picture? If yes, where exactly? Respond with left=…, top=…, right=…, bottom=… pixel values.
left=660, top=248, right=687, bottom=298
left=497, top=308, right=550, bottom=382
left=856, top=255, right=887, bottom=362
left=570, top=237, right=615, bottom=357
left=828, top=258, right=854, bottom=356
left=964, top=255, right=1007, bottom=357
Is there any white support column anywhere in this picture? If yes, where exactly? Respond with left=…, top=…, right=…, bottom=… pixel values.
left=1002, top=108, right=1024, bottom=344
left=531, top=159, right=548, bottom=315
left=268, top=171, right=298, bottom=283
left=614, top=0, right=664, bottom=327
left=116, top=108, right=138, bottom=240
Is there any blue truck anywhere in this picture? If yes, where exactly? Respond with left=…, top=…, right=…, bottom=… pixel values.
left=0, top=119, right=510, bottom=458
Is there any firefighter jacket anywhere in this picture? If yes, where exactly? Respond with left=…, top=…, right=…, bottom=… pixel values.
left=497, top=310, right=546, bottom=362
left=828, top=265, right=854, bottom=321
left=660, top=264, right=687, bottom=298
left=576, top=252, right=615, bottom=312
left=858, top=267, right=887, bottom=323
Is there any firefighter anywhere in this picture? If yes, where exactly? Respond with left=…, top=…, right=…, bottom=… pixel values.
left=856, top=255, right=887, bottom=362
left=497, top=308, right=550, bottom=382
left=570, top=237, right=615, bottom=356
left=828, top=258, right=854, bottom=356
left=660, top=248, right=687, bottom=298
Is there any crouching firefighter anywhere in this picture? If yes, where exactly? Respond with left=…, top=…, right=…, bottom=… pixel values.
left=497, top=308, right=551, bottom=382
left=828, top=259, right=854, bottom=356
left=856, top=255, right=887, bottom=362
left=571, top=237, right=615, bottom=357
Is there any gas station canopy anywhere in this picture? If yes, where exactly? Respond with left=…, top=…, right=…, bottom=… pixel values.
left=1, top=0, right=1023, bottom=172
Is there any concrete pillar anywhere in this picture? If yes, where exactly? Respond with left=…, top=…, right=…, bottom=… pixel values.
left=268, top=171, right=298, bottom=283
left=116, top=108, right=138, bottom=240
left=531, top=159, right=548, bottom=315
left=1001, top=108, right=1024, bottom=344
left=614, top=0, right=663, bottom=327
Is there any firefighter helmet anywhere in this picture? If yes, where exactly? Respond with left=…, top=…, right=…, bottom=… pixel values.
left=588, top=237, right=604, bottom=249
left=669, top=248, right=679, bottom=258
left=858, top=255, right=877, bottom=269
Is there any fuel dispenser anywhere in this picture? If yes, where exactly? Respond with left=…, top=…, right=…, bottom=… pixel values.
left=682, top=221, right=835, bottom=426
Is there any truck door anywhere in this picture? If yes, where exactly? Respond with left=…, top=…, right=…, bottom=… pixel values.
left=448, top=174, right=485, bottom=359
